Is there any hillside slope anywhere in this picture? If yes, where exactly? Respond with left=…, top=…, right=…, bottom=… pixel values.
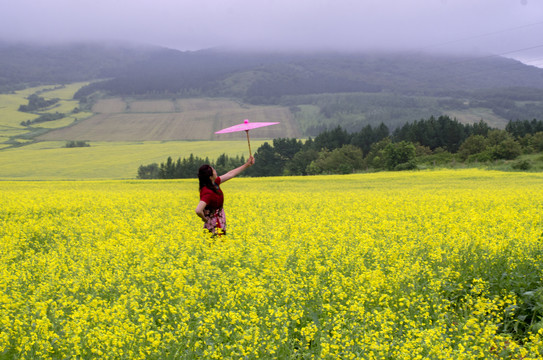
left=0, top=42, right=159, bottom=91
left=2, top=42, right=543, bottom=137
left=72, top=49, right=543, bottom=101
left=3, top=42, right=543, bottom=98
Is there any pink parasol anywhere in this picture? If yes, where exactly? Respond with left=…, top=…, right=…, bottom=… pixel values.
left=215, top=119, right=279, bottom=156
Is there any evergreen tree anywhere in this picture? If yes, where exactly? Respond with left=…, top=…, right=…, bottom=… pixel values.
left=351, top=125, right=375, bottom=156
left=313, top=126, right=351, bottom=151
left=467, top=119, right=491, bottom=137
left=351, top=123, right=390, bottom=155
left=247, top=142, right=283, bottom=177
left=159, top=157, right=176, bottom=179
left=506, top=119, right=543, bottom=138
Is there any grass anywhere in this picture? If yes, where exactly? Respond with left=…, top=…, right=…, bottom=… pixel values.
left=488, top=153, right=543, bottom=172
left=0, top=82, right=93, bottom=141
left=39, top=82, right=92, bottom=99
left=36, top=114, right=93, bottom=129
left=0, top=140, right=267, bottom=180
left=0, top=93, right=39, bottom=127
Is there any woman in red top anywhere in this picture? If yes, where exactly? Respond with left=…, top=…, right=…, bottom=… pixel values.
left=195, top=156, right=254, bottom=235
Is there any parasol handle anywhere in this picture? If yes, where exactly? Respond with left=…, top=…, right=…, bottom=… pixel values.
left=245, top=130, right=252, bottom=157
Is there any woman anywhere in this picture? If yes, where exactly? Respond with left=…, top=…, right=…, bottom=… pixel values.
left=196, top=156, right=254, bottom=235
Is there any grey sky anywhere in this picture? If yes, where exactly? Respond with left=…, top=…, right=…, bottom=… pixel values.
left=1, top=0, right=543, bottom=66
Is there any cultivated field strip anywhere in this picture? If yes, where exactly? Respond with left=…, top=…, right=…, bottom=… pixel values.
left=39, top=98, right=299, bottom=141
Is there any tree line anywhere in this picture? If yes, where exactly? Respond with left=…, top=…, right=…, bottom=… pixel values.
left=138, top=117, right=543, bottom=179
left=18, top=94, right=60, bottom=112
left=20, top=112, right=65, bottom=126
left=137, top=153, right=246, bottom=179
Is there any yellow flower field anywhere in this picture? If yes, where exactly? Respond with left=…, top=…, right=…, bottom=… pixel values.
left=1, top=169, right=543, bottom=359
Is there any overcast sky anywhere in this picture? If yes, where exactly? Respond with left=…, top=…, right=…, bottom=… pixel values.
left=1, top=0, right=543, bottom=66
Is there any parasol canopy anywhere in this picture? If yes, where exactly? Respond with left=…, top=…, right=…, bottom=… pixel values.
left=215, top=119, right=280, bottom=156
left=214, top=119, right=280, bottom=134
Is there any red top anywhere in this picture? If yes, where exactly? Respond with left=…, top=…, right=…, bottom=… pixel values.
left=200, top=177, right=224, bottom=211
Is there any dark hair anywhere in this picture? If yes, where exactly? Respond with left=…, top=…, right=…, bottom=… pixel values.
left=198, top=164, right=218, bottom=193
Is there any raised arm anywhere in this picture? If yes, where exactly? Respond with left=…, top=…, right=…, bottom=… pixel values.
left=220, top=156, right=254, bottom=183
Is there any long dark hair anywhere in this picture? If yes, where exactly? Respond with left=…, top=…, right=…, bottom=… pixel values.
left=198, top=164, right=219, bottom=193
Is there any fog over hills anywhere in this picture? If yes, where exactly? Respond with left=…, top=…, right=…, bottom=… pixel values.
left=2, top=41, right=543, bottom=97
left=2, top=41, right=543, bottom=134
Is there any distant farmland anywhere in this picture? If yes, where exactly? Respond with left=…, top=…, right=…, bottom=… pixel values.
left=38, top=98, right=300, bottom=141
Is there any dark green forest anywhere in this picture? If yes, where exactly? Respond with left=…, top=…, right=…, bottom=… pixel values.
left=138, top=117, right=543, bottom=179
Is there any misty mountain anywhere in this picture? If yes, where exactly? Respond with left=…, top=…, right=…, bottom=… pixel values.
left=74, top=47, right=543, bottom=103
left=2, top=41, right=543, bottom=132
left=0, top=41, right=162, bottom=91
left=2, top=42, right=543, bottom=99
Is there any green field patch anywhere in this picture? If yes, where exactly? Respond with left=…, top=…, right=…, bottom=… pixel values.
left=37, top=116, right=79, bottom=129
left=0, top=125, right=30, bottom=138
left=0, top=140, right=268, bottom=180
left=0, top=82, right=92, bottom=143
left=38, top=82, right=91, bottom=99
left=0, top=136, right=11, bottom=149
left=39, top=100, right=80, bottom=114
left=0, top=94, right=39, bottom=127
left=45, top=111, right=94, bottom=127
left=16, top=85, right=57, bottom=97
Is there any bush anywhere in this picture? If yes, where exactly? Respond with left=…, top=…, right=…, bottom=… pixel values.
left=491, top=139, right=522, bottom=160
left=18, top=94, right=59, bottom=112
left=511, top=159, right=532, bottom=171
left=307, top=145, right=364, bottom=175
left=383, top=141, right=416, bottom=171
left=531, top=132, right=543, bottom=152
left=458, top=135, right=488, bottom=161
left=137, top=163, right=160, bottom=179
left=364, top=138, right=392, bottom=170
left=417, top=150, right=455, bottom=167
left=394, top=160, right=418, bottom=171
left=467, top=151, right=493, bottom=163
left=65, top=141, right=90, bottom=148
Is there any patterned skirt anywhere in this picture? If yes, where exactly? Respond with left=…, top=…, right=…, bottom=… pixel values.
left=203, top=207, right=226, bottom=235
